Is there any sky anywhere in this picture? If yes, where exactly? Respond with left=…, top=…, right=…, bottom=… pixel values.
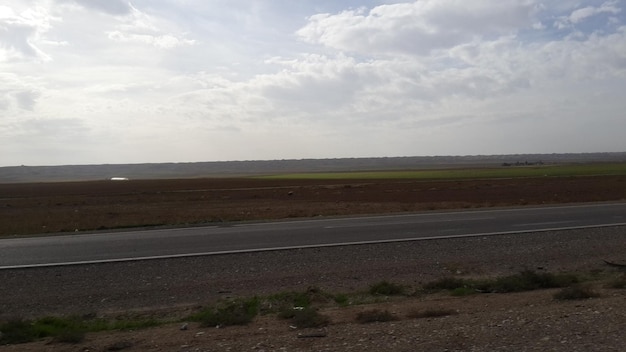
left=1, top=0, right=625, bottom=166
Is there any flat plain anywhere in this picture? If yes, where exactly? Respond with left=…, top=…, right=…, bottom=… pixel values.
left=2, top=164, right=626, bottom=237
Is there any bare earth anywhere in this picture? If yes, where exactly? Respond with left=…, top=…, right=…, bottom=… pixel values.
left=0, top=176, right=625, bottom=351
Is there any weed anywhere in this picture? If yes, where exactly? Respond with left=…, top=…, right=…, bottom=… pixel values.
left=481, top=270, right=578, bottom=293
left=554, top=285, right=599, bottom=300
left=423, top=277, right=468, bottom=291
left=355, top=309, right=398, bottom=324
left=451, top=287, right=477, bottom=296
left=0, top=319, right=37, bottom=344
left=265, top=291, right=311, bottom=313
left=333, top=293, right=350, bottom=306
left=369, top=281, right=405, bottom=296
left=423, top=271, right=580, bottom=295
left=108, top=319, right=160, bottom=331
left=262, top=287, right=334, bottom=315
left=190, top=298, right=260, bottom=327
left=33, top=316, right=86, bottom=344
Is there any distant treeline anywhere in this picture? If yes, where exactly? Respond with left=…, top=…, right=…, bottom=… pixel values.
left=502, top=161, right=545, bottom=166
left=1, top=152, right=625, bottom=183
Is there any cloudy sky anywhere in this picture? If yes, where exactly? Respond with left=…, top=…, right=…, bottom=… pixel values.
left=1, top=0, right=625, bottom=166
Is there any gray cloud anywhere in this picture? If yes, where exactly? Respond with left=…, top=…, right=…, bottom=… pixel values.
left=0, top=6, right=51, bottom=61
left=58, top=0, right=132, bottom=15
left=14, top=90, right=40, bottom=110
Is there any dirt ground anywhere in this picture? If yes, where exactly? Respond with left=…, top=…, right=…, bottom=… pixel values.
left=1, top=175, right=625, bottom=236
left=3, top=285, right=626, bottom=352
left=1, top=175, right=626, bottom=351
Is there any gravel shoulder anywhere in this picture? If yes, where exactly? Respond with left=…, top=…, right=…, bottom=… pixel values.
left=1, top=225, right=625, bottom=351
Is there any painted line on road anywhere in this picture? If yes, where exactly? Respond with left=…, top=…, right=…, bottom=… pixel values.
left=2, top=222, right=625, bottom=270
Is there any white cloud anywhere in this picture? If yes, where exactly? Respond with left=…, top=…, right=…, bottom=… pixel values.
left=569, top=1, right=620, bottom=23
left=0, top=1, right=625, bottom=166
left=555, top=0, right=622, bottom=29
left=107, top=30, right=196, bottom=49
left=297, top=0, right=538, bottom=56
left=0, top=5, right=53, bottom=61
left=106, top=5, right=196, bottom=49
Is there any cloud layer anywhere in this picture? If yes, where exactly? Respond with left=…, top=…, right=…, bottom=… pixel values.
left=1, top=1, right=625, bottom=166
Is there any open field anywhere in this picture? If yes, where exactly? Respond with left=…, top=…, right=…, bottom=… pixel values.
left=1, top=164, right=626, bottom=236
left=259, top=162, right=626, bottom=180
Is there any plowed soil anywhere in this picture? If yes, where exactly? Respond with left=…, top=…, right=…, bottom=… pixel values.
left=2, top=175, right=625, bottom=236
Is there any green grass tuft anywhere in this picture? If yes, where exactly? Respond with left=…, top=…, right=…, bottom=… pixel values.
left=423, top=271, right=580, bottom=294
left=333, top=293, right=350, bottom=306
left=478, top=270, right=579, bottom=293
left=190, top=298, right=260, bottom=327
left=0, top=319, right=37, bottom=344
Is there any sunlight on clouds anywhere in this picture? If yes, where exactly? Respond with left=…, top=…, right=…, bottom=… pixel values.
left=107, top=31, right=196, bottom=49
left=297, top=0, right=537, bottom=56
left=0, top=0, right=625, bottom=166
left=0, top=5, right=54, bottom=61
left=567, top=1, right=620, bottom=24
left=106, top=5, right=196, bottom=49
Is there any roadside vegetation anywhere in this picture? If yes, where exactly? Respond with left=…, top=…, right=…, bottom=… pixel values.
left=2, top=269, right=623, bottom=346
left=422, top=270, right=580, bottom=296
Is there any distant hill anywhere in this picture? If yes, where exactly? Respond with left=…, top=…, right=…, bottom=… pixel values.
left=1, top=152, right=625, bottom=183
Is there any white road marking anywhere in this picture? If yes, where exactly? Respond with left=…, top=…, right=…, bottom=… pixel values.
left=2, top=222, right=625, bottom=270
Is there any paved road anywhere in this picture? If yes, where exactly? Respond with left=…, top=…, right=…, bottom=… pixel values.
left=1, top=203, right=625, bottom=268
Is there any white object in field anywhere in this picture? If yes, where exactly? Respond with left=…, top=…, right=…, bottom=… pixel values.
left=110, top=177, right=129, bottom=181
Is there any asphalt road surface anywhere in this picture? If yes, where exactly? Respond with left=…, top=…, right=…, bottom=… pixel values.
left=1, top=203, right=625, bottom=269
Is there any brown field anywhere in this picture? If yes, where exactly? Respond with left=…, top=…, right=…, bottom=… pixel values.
left=1, top=175, right=625, bottom=236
